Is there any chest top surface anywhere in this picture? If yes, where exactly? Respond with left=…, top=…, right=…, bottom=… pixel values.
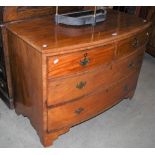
left=6, top=9, right=151, bottom=54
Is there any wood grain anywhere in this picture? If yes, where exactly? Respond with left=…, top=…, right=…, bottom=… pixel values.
left=47, top=44, right=115, bottom=78
left=47, top=48, right=144, bottom=106
left=117, top=29, right=149, bottom=59
left=7, top=31, right=45, bottom=139
left=47, top=71, right=140, bottom=132
left=6, top=10, right=151, bottom=54
left=3, top=6, right=83, bottom=22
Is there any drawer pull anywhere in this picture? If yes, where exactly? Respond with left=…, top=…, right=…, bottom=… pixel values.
left=124, top=85, right=129, bottom=92
left=128, top=62, right=134, bottom=68
left=132, top=38, right=139, bottom=48
left=76, top=81, right=87, bottom=89
left=0, top=68, right=2, bottom=73
left=80, top=53, right=90, bottom=66
left=75, top=107, right=84, bottom=115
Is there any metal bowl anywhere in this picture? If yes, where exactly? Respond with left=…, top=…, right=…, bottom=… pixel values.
left=55, top=9, right=107, bottom=26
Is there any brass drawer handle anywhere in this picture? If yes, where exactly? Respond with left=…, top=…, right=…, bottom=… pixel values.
left=132, top=38, right=139, bottom=48
left=75, top=107, right=84, bottom=115
left=124, top=85, right=129, bottom=92
left=76, top=81, right=87, bottom=89
left=80, top=53, right=90, bottom=66
left=146, top=32, right=149, bottom=36
left=128, top=62, right=135, bottom=68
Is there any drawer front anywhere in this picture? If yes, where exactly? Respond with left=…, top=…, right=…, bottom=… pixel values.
left=47, top=44, right=115, bottom=79
left=47, top=71, right=139, bottom=132
left=117, top=30, right=149, bottom=59
left=47, top=49, right=144, bottom=106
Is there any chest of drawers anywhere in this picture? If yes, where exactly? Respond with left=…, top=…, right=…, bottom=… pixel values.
left=5, top=10, right=151, bottom=146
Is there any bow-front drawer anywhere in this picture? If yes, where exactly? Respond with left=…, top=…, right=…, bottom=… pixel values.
left=116, top=30, right=149, bottom=59
left=47, top=65, right=112, bottom=106
left=47, top=44, right=115, bottom=79
left=47, top=48, right=144, bottom=107
left=47, top=71, right=139, bottom=132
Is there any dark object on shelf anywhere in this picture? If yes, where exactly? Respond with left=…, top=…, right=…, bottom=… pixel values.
left=55, top=8, right=107, bottom=26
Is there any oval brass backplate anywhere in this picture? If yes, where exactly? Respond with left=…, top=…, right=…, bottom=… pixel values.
left=80, top=53, right=90, bottom=66
left=124, top=85, right=129, bottom=92
left=75, top=107, right=84, bottom=115
left=80, top=57, right=90, bottom=66
left=128, top=61, right=134, bottom=69
left=132, top=38, right=139, bottom=48
left=76, top=81, right=87, bottom=89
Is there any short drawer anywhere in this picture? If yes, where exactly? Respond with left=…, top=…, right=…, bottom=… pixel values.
left=47, top=44, right=115, bottom=79
left=47, top=48, right=144, bottom=106
left=47, top=71, right=139, bottom=132
left=117, top=30, right=149, bottom=59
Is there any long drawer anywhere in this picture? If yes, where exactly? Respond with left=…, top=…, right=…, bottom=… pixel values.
left=116, top=29, right=149, bottom=59
left=47, top=43, right=115, bottom=79
left=47, top=49, right=144, bottom=106
left=47, top=71, right=140, bottom=132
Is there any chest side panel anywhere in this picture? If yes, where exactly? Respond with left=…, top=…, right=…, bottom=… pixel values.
left=7, top=30, right=45, bottom=137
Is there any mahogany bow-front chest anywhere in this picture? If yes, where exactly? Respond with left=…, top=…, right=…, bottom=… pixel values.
left=5, top=10, right=151, bottom=146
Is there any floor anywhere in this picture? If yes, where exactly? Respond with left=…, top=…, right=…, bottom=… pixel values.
left=0, top=53, right=155, bottom=148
